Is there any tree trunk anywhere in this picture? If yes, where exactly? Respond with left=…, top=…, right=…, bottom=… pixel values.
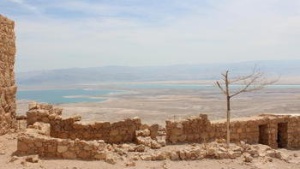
left=226, top=97, right=231, bottom=147
left=225, top=71, right=230, bottom=147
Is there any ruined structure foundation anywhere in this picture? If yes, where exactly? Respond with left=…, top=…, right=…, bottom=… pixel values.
left=17, top=103, right=300, bottom=161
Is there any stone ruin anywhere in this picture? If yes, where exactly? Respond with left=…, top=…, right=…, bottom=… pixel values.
left=26, top=102, right=148, bottom=144
left=166, top=114, right=300, bottom=149
left=17, top=102, right=164, bottom=162
left=0, top=14, right=17, bottom=135
left=16, top=102, right=300, bottom=163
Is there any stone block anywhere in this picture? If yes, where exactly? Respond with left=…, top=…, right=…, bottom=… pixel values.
left=78, top=150, right=90, bottom=159
left=28, top=102, right=37, bottom=110
left=57, top=145, right=68, bottom=153
left=110, top=129, right=119, bottom=136
left=62, top=151, right=77, bottom=159
left=25, top=155, right=39, bottom=163
left=94, top=151, right=107, bottom=160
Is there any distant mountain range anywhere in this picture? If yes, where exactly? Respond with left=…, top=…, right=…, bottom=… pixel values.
left=17, top=60, right=300, bottom=86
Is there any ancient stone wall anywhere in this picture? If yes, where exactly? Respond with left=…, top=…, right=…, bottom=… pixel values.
left=0, top=15, right=17, bottom=135
left=26, top=103, right=300, bottom=149
left=27, top=102, right=63, bottom=125
left=166, top=114, right=300, bottom=149
left=17, top=124, right=110, bottom=160
left=287, top=117, right=300, bottom=148
left=210, top=117, right=266, bottom=145
left=19, top=103, right=300, bottom=162
left=18, top=121, right=294, bottom=163
left=50, top=118, right=141, bottom=143
left=27, top=103, right=142, bottom=144
left=166, top=114, right=212, bottom=143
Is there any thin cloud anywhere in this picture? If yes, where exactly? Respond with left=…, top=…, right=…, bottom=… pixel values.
left=1, top=0, right=299, bottom=71
left=8, top=0, right=40, bottom=14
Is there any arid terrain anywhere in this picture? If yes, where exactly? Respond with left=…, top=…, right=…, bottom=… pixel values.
left=8, top=81, right=300, bottom=168
left=17, top=81, right=300, bottom=125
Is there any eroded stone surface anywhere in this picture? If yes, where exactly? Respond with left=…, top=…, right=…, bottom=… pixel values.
left=166, top=114, right=300, bottom=149
left=0, top=14, right=17, bottom=135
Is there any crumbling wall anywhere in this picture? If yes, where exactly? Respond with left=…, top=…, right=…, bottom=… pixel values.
left=27, top=103, right=142, bottom=144
left=50, top=118, right=141, bottom=143
left=166, top=116, right=265, bottom=145
left=166, top=114, right=212, bottom=143
left=166, top=114, right=300, bottom=149
left=287, top=116, right=300, bottom=148
left=17, top=125, right=110, bottom=160
left=26, top=103, right=300, bottom=149
left=26, top=102, right=63, bottom=125
left=211, top=118, right=266, bottom=145
left=18, top=121, right=295, bottom=163
left=0, top=15, right=17, bottom=135
left=20, top=103, right=300, bottom=162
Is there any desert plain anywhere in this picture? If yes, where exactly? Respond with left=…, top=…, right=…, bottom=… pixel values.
left=17, top=79, right=300, bottom=125
left=4, top=80, right=298, bottom=168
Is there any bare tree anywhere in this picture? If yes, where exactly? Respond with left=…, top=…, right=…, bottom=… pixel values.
left=215, top=67, right=276, bottom=146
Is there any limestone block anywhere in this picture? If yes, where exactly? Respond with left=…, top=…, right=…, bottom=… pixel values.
left=47, top=145, right=56, bottom=153
left=94, top=151, right=107, bottom=160
left=109, top=129, right=119, bottom=136
left=78, top=150, right=90, bottom=159
left=62, top=151, right=77, bottom=159
left=17, top=141, right=29, bottom=152
left=136, top=129, right=150, bottom=137
left=149, top=124, right=159, bottom=139
left=105, top=153, right=117, bottom=164
left=57, top=145, right=68, bottom=153
left=169, top=151, right=180, bottom=160
left=140, top=154, right=152, bottom=161
left=151, top=152, right=167, bottom=160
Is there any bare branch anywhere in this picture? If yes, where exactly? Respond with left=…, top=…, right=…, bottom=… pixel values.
left=215, top=81, right=226, bottom=95
left=230, top=66, right=262, bottom=84
left=230, top=73, right=256, bottom=83
left=229, top=70, right=276, bottom=98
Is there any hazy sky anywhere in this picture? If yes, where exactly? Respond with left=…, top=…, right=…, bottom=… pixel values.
left=1, top=0, right=300, bottom=72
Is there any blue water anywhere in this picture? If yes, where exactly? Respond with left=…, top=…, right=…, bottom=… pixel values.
left=123, top=83, right=214, bottom=89
left=17, top=84, right=300, bottom=104
left=123, top=83, right=300, bottom=90
left=17, top=89, right=116, bottom=104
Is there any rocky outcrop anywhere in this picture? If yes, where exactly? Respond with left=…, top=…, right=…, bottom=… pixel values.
left=0, top=14, right=17, bottom=135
